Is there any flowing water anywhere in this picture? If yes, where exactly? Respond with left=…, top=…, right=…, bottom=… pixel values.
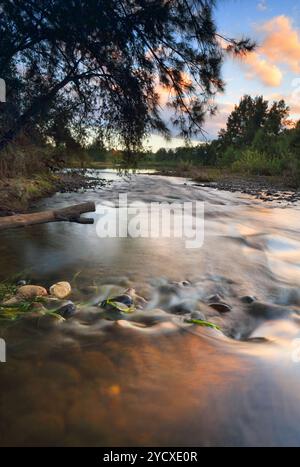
left=1, top=170, right=300, bottom=446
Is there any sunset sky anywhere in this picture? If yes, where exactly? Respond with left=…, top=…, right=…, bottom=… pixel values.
left=149, top=0, right=300, bottom=150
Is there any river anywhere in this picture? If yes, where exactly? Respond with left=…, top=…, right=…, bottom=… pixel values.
left=1, top=170, right=300, bottom=446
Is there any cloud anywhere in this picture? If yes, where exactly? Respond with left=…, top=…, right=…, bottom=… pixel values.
left=238, top=15, right=300, bottom=87
left=243, top=52, right=283, bottom=87
left=257, top=1, right=267, bottom=12
left=259, top=15, right=300, bottom=73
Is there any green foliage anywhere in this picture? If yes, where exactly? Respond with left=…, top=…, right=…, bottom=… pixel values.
left=185, top=318, right=221, bottom=330
left=231, top=150, right=285, bottom=176
left=217, top=145, right=238, bottom=167
left=0, top=1, right=255, bottom=156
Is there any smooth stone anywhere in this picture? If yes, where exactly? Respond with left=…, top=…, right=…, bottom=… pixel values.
left=207, top=294, right=223, bottom=303
left=57, top=301, right=77, bottom=318
left=245, top=337, right=270, bottom=343
left=191, top=311, right=206, bottom=320
left=17, top=285, right=48, bottom=300
left=100, top=292, right=134, bottom=310
left=169, top=300, right=196, bottom=314
left=241, top=295, right=257, bottom=304
left=110, top=294, right=133, bottom=306
left=208, top=302, right=232, bottom=313
left=16, top=280, right=27, bottom=287
left=49, top=281, right=71, bottom=299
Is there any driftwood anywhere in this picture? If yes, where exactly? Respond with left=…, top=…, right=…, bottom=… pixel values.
left=0, top=202, right=96, bottom=231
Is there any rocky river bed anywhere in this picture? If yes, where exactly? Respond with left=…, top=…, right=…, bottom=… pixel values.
left=1, top=171, right=300, bottom=446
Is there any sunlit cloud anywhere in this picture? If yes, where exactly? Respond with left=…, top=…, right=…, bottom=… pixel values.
left=237, top=15, right=300, bottom=87
left=260, top=15, right=300, bottom=73
left=243, top=52, right=283, bottom=86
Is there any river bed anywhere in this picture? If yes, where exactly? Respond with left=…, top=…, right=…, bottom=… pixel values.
left=1, top=171, right=300, bottom=446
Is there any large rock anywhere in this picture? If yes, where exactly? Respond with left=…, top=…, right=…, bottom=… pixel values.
left=17, top=285, right=48, bottom=300
left=49, top=281, right=71, bottom=299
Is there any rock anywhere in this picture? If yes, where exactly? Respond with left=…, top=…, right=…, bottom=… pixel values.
left=170, top=300, right=196, bottom=314
left=100, top=292, right=134, bottom=312
left=241, top=295, right=257, bottom=304
left=16, top=280, right=27, bottom=287
left=49, top=281, right=71, bottom=299
left=17, top=285, right=48, bottom=300
left=57, top=301, right=77, bottom=318
left=208, top=302, right=232, bottom=313
left=207, top=294, right=223, bottom=303
left=191, top=311, right=206, bottom=320
left=111, top=294, right=133, bottom=307
left=181, top=280, right=191, bottom=287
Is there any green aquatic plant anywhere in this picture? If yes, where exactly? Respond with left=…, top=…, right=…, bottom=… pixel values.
left=185, top=318, right=221, bottom=331
left=0, top=282, right=17, bottom=302
left=101, top=298, right=135, bottom=314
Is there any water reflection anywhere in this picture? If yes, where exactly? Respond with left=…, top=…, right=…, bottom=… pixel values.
left=1, top=172, right=300, bottom=446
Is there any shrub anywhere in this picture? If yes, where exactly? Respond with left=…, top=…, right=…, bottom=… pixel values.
left=231, top=149, right=285, bottom=176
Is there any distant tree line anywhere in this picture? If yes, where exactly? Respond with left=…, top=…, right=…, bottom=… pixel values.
left=119, top=95, right=299, bottom=182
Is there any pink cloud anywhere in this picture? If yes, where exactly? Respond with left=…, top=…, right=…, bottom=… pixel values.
left=243, top=52, right=283, bottom=87
left=260, top=15, right=300, bottom=73
left=237, top=15, right=300, bottom=87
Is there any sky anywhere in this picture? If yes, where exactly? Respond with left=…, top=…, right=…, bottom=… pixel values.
left=148, top=0, right=300, bottom=151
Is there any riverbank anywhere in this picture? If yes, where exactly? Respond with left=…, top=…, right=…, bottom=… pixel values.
left=155, top=166, right=300, bottom=202
left=0, top=170, right=108, bottom=216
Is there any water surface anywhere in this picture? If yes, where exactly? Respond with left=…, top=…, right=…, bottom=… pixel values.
left=1, top=171, right=300, bottom=446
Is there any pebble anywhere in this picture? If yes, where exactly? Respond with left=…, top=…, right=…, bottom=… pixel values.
left=16, top=280, right=27, bottom=287
left=57, top=301, right=77, bottom=318
left=49, top=281, right=71, bottom=299
left=208, top=302, right=232, bottom=313
left=17, top=285, right=48, bottom=300
left=241, top=295, right=257, bottom=304
left=207, top=294, right=223, bottom=303
left=191, top=311, right=206, bottom=320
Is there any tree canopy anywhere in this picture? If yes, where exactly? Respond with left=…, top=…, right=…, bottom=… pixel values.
left=0, top=0, right=254, bottom=154
left=218, top=95, right=289, bottom=148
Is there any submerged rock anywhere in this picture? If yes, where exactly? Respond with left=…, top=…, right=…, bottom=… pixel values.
left=191, top=310, right=206, bottom=321
left=49, top=281, right=71, bottom=299
left=208, top=302, right=232, bottom=313
left=169, top=300, right=196, bottom=314
left=100, top=292, right=134, bottom=312
left=57, top=301, right=77, bottom=318
left=241, top=295, right=257, bottom=304
left=16, top=280, right=27, bottom=287
left=207, top=294, right=223, bottom=303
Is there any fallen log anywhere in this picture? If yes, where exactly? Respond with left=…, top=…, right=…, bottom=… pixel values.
left=0, top=201, right=96, bottom=231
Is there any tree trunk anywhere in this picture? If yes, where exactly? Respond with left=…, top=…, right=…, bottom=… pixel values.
left=0, top=202, right=96, bottom=231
